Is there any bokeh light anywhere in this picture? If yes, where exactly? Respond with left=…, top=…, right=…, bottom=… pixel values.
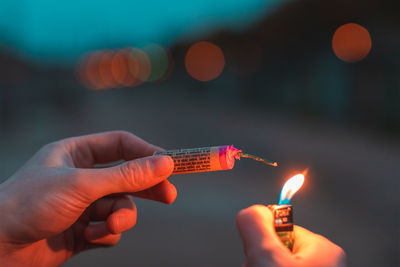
left=85, top=51, right=106, bottom=90
left=142, top=44, right=170, bottom=82
left=99, top=51, right=118, bottom=88
left=332, top=23, right=372, bottom=63
left=77, top=45, right=174, bottom=89
left=77, top=47, right=153, bottom=89
left=111, top=50, right=133, bottom=87
left=129, top=47, right=151, bottom=86
left=185, top=41, right=225, bottom=82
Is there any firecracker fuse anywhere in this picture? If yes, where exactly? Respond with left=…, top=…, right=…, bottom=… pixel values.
left=154, top=145, right=277, bottom=175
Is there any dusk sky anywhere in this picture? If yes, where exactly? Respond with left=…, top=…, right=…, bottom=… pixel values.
left=0, top=0, right=281, bottom=62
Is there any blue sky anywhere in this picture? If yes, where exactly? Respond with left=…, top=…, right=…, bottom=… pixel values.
left=0, top=0, right=282, bottom=62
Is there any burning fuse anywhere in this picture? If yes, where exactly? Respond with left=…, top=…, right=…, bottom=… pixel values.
left=154, top=145, right=277, bottom=174
left=268, top=173, right=305, bottom=251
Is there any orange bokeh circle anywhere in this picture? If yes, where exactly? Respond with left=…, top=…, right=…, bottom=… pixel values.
left=185, top=41, right=225, bottom=81
left=332, top=23, right=372, bottom=63
left=112, top=49, right=138, bottom=87
left=99, top=51, right=118, bottom=88
left=85, top=51, right=106, bottom=90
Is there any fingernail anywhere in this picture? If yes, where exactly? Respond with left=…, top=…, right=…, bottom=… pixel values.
left=150, top=156, right=174, bottom=177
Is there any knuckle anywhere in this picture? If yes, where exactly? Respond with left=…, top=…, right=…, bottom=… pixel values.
left=108, top=208, right=137, bottom=234
left=38, top=140, right=72, bottom=162
left=115, top=130, right=134, bottom=139
left=119, top=160, right=149, bottom=191
left=39, top=141, right=61, bottom=154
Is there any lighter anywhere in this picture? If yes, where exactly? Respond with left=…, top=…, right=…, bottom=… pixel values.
left=268, top=173, right=305, bottom=251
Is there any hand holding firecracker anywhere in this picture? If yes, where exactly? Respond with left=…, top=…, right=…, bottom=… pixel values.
left=0, top=131, right=177, bottom=267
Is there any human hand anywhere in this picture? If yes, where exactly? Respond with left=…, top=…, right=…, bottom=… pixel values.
left=236, top=205, right=346, bottom=267
left=0, top=131, right=175, bottom=267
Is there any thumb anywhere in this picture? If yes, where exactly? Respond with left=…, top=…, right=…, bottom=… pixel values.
left=77, top=155, right=174, bottom=200
left=236, top=205, right=292, bottom=266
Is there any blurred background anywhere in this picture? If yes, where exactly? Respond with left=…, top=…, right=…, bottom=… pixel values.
left=0, top=0, right=399, bottom=266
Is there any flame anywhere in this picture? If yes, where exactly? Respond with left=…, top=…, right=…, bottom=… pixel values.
left=279, top=173, right=305, bottom=205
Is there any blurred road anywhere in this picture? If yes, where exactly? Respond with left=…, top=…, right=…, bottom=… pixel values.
left=1, top=86, right=399, bottom=267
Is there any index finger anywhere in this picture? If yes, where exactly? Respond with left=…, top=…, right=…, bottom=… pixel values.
left=61, top=131, right=162, bottom=167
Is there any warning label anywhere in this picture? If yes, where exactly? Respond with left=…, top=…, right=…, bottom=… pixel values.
left=155, top=146, right=221, bottom=174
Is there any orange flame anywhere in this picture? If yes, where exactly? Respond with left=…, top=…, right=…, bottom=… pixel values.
left=279, top=173, right=305, bottom=205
